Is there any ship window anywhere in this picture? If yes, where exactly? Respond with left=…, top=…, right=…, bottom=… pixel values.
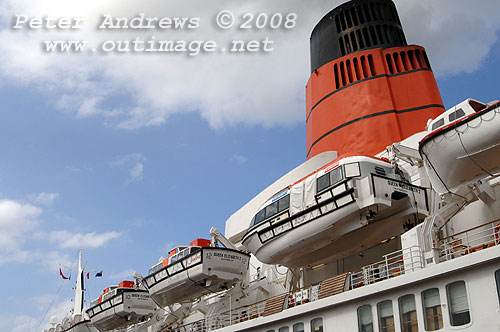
left=431, top=118, right=444, bottom=131
left=446, top=281, right=470, bottom=326
left=399, top=294, right=418, bottom=332
left=278, top=327, right=289, bottom=332
left=278, top=195, right=290, bottom=212
left=255, top=209, right=266, bottom=224
left=422, top=288, right=443, bottom=331
left=377, top=300, right=394, bottom=332
left=317, top=173, right=330, bottom=193
left=345, top=162, right=361, bottom=177
left=449, top=108, right=465, bottom=122
left=266, top=202, right=279, bottom=219
left=357, top=305, right=373, bottom=332
left=293, top=322, right=304, bottom=332
left=310, top=318, right=324, bottom=332
left=331, top=167, right=344, bottom=185
left=266, top=330, right=275, bottom=332
left=495, top=269, right=500, bottom=305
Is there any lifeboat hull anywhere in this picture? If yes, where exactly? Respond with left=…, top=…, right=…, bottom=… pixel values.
left=86, top=290, right=155, bottom=332
left=145, top=248, right=249, bottom=307
left=420, top=103, right=500, bottom=194
left=243, top=175, right=429, bottom=268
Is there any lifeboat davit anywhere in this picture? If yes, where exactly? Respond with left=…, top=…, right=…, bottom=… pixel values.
left=145, top=239, right=249, bottom=307
left=86, top=281, right=155, bottom=332
left=242, top=156, right=430, bottom=268
left=419, top=99, right=500, bottom=194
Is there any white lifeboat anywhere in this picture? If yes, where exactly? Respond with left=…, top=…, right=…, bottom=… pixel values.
left=242, top=156, right=429, bottom=268
left=144, top=239, right=250, bottom=308
left=86, top=281, right=155, bottom=332
left=419, top=99, right=500, bottom=194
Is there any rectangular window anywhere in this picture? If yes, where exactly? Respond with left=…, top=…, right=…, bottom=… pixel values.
left=399, top=294, right=418, bottom=332
left=345, top=162, right=361, bottom=177
left=331, top=167, right=344, bottom=185
left=431, top=118, right=444, bottom=131
left=310, top=318, right=324, bottom=332
left=255, top=209, right=266, bottom=224
left=446, top=281, right=471, bottom=326
left=266, top=202, right=278, bottom=219
left=317, top=173, right=331, bottom=193
left=449, top=108, right=465, bottom=122
left=495, top=269, right=500, bottom=305
left=357, top=305, right=373, bottom=332
left=422, top=288, right=443, bottom=331
left=278, top=196, right=290, bottom=212
left=293, top=323, right=304, bottom=332
left=377, top=300, right=395, bottom=332
left=279, top=327, right=289, bottom=332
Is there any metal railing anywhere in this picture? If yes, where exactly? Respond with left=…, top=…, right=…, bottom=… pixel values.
left=439, top=219, right=500, bottom=261
left=350, top=246, right=424, bottom=288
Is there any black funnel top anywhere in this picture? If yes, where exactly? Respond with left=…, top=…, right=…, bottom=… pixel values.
left=310, top=0, right=407, bottom=73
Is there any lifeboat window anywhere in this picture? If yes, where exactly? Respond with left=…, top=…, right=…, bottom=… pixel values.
left=345, top=162, right=361, bottom=178
left=377, top=300, right=394, bottom=332
left=278, top=195, right=290, bottom=212
left=292, top=322, right=304, bottom=332
left=431, top=118, right=444, bottom=131
left=446, top=281, right=470, bottom=326
left=469, top=99, right=486, bottom=112
left=265, top=202, right=279, bottom=218
left=317, top=173, right=330, bottom=193
left=357, top=305, right=373, bottom=332
left=422, top=288, right=443, bottom=331
left=448, top=108, right=465, bottom=122
left=399, top=294, right=419, bottom=332
left=331, top=166, right=344, bottom=184
left=310, top=317, right=324, bottom=332
left=255, top=209, right=266, bottom=224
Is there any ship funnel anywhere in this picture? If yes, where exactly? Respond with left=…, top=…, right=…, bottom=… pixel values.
left=306, top=0, right=444, bottom=159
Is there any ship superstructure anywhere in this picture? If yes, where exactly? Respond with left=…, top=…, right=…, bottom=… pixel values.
left=42, top=1, right=500, bottom=331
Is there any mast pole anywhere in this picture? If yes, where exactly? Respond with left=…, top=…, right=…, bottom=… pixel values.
left=73, top=248, right=85, bottom=316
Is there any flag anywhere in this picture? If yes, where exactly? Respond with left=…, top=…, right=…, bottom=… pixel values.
left=59, top=268, right=69, bottom=280
left=86, top=272, right=90, bottom=279
left=95, top=271, right=103, bottom=277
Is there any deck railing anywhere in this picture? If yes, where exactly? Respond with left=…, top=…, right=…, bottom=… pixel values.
left=439, top=219, right=500, bottom=261
left=349, top=246, right=424, bottom=288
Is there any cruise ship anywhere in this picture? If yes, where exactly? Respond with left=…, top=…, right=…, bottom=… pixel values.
left=44, top=0, right=500, bottom=331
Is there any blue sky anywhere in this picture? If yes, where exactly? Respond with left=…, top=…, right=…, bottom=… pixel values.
left=0, top=1, right=499, bottom=331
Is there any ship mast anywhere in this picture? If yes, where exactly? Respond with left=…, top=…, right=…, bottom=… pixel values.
left=73, top=248, right=85, bottom=316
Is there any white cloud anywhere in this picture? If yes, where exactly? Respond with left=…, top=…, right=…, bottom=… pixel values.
left=0, top=314, right=38, bottom=332
left=0, top=0, right=498, bottom=131
left=29, top=192, right=60, bottom=206
left=110, top=153, right=146, bottom=184
left=129, top=162, right=144, bottom=183
left=231, top=153, right=249, bottom=165
left=49, top=230, right=122, bottom=249
left=0, top=199, right=41, bottom=254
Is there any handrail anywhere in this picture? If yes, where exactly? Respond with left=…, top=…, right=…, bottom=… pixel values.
left=440, top=218, right=500, bottom=241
